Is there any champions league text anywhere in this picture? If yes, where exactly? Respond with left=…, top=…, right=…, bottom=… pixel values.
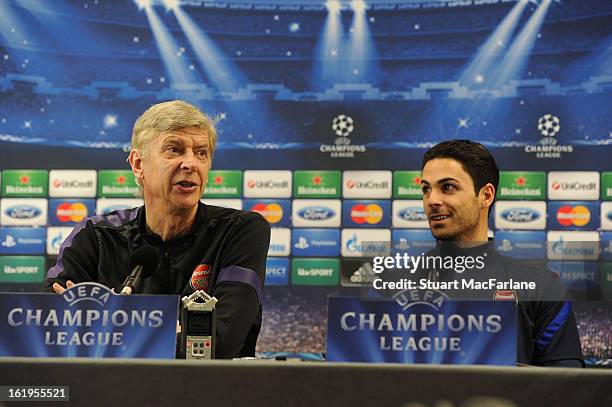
left=6, top=308, right=164, bottom=346
left=340, top=312, right=502, bottom=352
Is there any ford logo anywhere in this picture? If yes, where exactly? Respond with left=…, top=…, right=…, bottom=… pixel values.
left=5, top=205, right=41, bottom=219
left=398, top=207, right=427, bottom=222
left=500, top=208, right=540, bottom=223
left=298, top=206, right=335, bottom=221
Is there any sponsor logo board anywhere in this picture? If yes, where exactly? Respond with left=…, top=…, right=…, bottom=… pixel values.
left=393, top=171, right=423, bottom=199
left=293, top=171, right=341, bottom=198
left=602, top=172, right=612, bottom=200
left=342, top=171, right=392, bottom=199
left=547, top=172, right=599, bottom=200
left=1, top=170, right=47, bottom=197
left=546, top=231, right=599, bottom=261
left=204, top=170, right=242, bottom=198
left=49, top=170, right=97, bottom=197
left=243, top=170, right=291, bottom=198
left=392, top=229, right=435, bottom=256
left=494, top=201, right=546, bottom=230
left=0, top=199, right=47, bottom=226
left=498, top=171, right=546, bottom=200
left=268, top=228, right=291, bottom=257
left=46, top=227, right=74, bottom=255
left=292, top=199, right=341, bottom=228
left=494, top=231, right=546, bottom=259
left=291, top=229, right=340, bottom=257
left=340, top=258, right=377, bottom=287
left=342, top=200, right=390, bottom=228
left=291, top=258, right=339, bottom=286
left=49, top=199, right=95, bottom=226
left=97, top=170, right=140, bottom=197
left=341, top=229, right=391, bottom=257
left=601, top=202, right=612, bottom=231
left=0, top=256, right=46, bottom=283
left=0, top=227, right=45, bottom=255
left=392, top=200, right=428, bottom=228
left=547, top=202, right=598, bottom=230
left=547, top=261, right=599, bottom=289
left=601, top=232, right=612, bottom=262
left=244, top=199, right=291, bottom=227
left=265, top=258, right=290, bottom=286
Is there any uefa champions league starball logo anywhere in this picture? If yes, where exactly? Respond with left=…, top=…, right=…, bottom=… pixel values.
left=332, top=114, right=354, bottom=137
left=537, top=114, right=560, bottom=138
left=319, top=113, right=365, bottom=158
left=525, top=113, right=572, bottom=158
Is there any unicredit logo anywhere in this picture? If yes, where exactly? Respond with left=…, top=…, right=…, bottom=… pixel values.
left=551, top=181, right=596, bottom=191
left=5, top=205, right=41, bottom=219
left=298, top=206, right=336, bottom=220
left=500, top=208, right=540, bottom=223
left=246, top=180, right=289, bottom=189
left=398, top=207, right=427, bottom=222
left=52, top=179, right=94, bottom=188
left=345, top=180, right=389, bottom=190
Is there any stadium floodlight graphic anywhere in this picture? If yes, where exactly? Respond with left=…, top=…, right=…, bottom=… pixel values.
left=135, top=0, right=195, bottom=85
left=171, top=2, right=246, bottom=93
left=493, top=0, right=553, bottom=88
left=458, top=0, right=530, bottom=88
left=313, top=0, right=345, bottom=89
left=347, top=0, right=378, bottom=83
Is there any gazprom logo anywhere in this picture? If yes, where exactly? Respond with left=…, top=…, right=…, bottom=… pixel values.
left=398, top=207, right=427, bottom=222
left=298, top=206, right=336, bottom=221
left=5, top=205, right=41, bottom=219
left=500, top=208, right=540, bottom=223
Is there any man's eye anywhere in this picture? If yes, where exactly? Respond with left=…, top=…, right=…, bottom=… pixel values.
left=443, top=184, right=457, bottom=191
left=166, top=146, right=179, bottom=154
left=196, top=150, right=208, bottom=158
left=421, top=186, right=430, bottom=194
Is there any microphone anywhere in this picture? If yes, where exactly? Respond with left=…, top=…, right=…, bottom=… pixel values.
left=120, top=246, right=159, bottom=295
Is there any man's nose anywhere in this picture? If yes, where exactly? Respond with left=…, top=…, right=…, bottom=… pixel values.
left=425, top=188, right=443, bottom=208
left=180, top=150, right=197, bottom=171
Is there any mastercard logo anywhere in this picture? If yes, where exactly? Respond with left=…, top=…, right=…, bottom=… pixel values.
left=56, top=202, right=88, bottom=222
left=250, top=203, right=283, bottom=224
left=350, top=204, right=383, bottom=224
left=556, top=205, right=590, bottom=227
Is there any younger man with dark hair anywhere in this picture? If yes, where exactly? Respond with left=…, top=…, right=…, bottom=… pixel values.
left=419, top=140, right=583, bottom=367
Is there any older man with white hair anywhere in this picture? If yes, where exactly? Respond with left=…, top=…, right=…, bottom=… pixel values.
left=44, top=100, right=271, bottom=358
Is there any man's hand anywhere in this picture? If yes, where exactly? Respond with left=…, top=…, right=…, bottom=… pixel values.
left=52, top=280, right=75, bottom=294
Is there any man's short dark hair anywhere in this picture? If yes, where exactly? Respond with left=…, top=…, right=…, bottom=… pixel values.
left=422, top=140, right=499, bottom=203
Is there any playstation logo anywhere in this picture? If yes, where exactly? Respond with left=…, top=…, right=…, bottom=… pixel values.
left=294, top=237, right=310, bottom=250
left=497, top=239, right=513, bottom=252
left=1, top=235, right=16, bottom=248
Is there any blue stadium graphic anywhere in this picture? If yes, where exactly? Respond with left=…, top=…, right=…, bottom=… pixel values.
left=0, top=0, right=610, bottom=157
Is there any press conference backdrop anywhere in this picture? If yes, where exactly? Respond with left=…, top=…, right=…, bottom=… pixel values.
left=0, top=0, right=610, bottom=366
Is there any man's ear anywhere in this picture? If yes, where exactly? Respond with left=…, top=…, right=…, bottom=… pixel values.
left=129, top=149, right=144, bottom=184
left=480, top=183, right=496, bottom=209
